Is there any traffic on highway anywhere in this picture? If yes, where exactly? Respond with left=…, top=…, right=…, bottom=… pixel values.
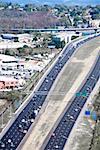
left=0, top=34, right=99, bottom=150
left=43, top=54, right=100, bottom=150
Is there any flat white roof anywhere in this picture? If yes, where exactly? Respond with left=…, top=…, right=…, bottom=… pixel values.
left=0, top=41, right=25, bottom=49
left=0, top=54, right=18, bottom=62
left=0, top=76, right=17, bottom=82
left=1, top=34, right=17, bottom=37
left=1, top=33, right=32, bottom=38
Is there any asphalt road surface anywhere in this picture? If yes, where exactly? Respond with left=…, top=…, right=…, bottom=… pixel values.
left=22, top=35, right=100, bottom=150
left=0, top=34, right=99, bottom=150
left=43, top=55, right=100, bottom=150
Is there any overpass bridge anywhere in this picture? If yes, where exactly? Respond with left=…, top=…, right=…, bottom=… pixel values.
left=1, top=27, right=100, bottom=33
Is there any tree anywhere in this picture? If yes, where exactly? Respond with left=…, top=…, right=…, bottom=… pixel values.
left=92, top=13, right=100, bottom=19
left=71, top=35, right=79, bottom=41
left=23, top=45, right=29, bottom=49
left=5, top=49, right=10, bottom=55
left=32, top=36, right=38, bottom=41
left=17, top=47, right=24, bottom=54
left=74, top=15, right=81, bottom=22
left=6, top=91, right=20, bottom=101
left=61, top=40, right=65, bottom=48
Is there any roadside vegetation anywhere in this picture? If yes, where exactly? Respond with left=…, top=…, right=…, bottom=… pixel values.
left=89, top=91, right=100, bottom=150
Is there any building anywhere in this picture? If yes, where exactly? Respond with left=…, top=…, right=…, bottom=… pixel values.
left=1, top=33, right=33, bottom=43
left=0, top=76, right=19, bottom=89
left=54, top=31, right=82, bottom=43
left=0, top=54, right=19, bottom=70
left=17, top=34, right=33, bottom=43
left=91, top=20, right=100, bottom=27
left=1, top=34, right=18, bottom=41
left=0, top=76, right=25, bottom=90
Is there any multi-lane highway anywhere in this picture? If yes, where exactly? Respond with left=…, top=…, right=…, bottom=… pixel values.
left=43, top=54, right=100, bottom=150
left=0, top=34, right=99, bottom=150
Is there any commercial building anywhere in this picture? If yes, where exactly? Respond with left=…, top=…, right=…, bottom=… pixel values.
left=0, top=33, right=33, bottom=43
left=0, top=54, right=19, bottom=70
left=0, top=76, right=19, bottom=89
left=1, top=34, right=18, bottom=41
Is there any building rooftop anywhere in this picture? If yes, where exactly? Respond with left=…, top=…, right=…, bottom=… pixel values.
left=0, top=54, right=18, bottom=62
left=1, top=34, right=17, bottom=38
left=0, top=76, right=17, bottom=82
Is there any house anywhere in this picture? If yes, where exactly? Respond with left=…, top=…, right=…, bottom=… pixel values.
left=91, top=20, right=100, bottom=27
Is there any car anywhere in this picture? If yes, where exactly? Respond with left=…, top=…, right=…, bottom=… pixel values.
left=8, top=139, right=12, bottom=143
left=46, top=79, right=49, bottom=83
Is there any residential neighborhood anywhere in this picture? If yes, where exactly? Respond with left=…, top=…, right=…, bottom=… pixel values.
left=0, top=2, right=99, bottom=30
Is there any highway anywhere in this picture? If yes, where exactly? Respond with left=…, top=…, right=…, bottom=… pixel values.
left=0, top=34, right=99, bottom=150
left=42, top=55, right=100, bottom=150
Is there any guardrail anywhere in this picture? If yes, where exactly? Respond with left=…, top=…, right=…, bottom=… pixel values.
left=40, top=50, right=100, bottom=150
